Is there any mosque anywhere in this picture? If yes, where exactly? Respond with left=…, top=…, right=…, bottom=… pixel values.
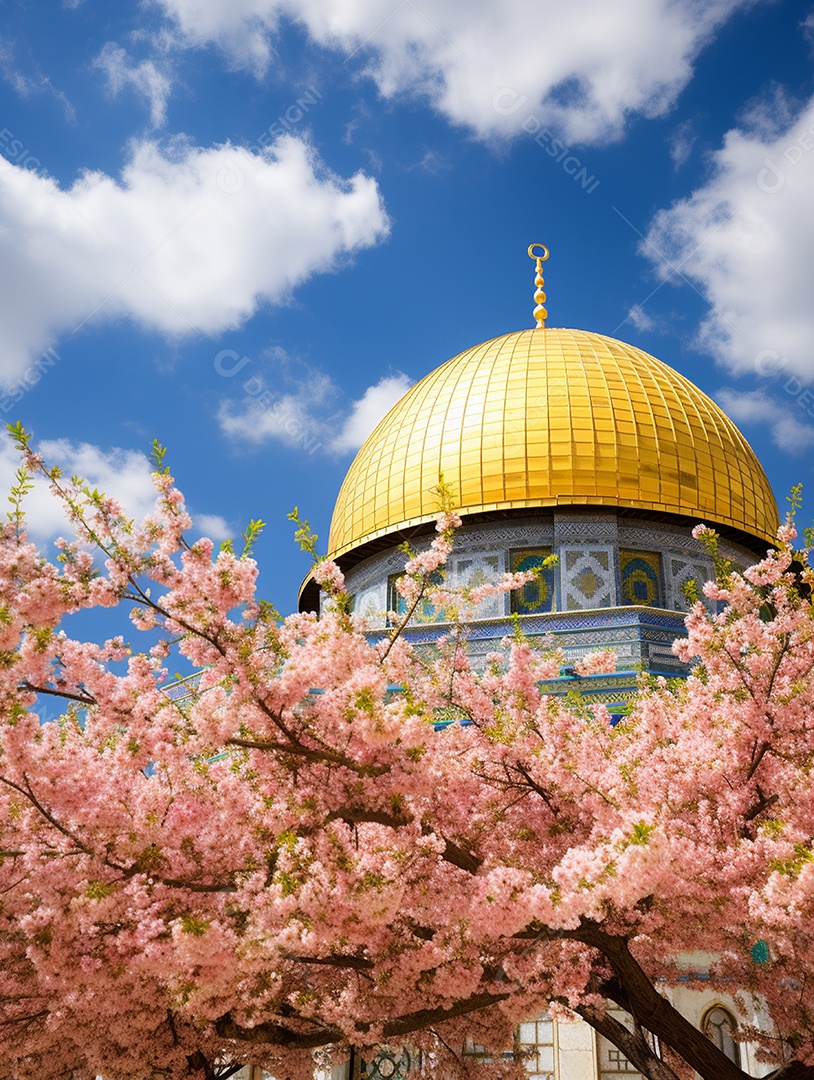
left=300, top=245, right=776, bottom=701
left=290, top=245, right=780, bottom=1080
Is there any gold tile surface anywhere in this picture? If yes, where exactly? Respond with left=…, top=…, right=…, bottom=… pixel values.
left=328, top=328, right=779, bottom=558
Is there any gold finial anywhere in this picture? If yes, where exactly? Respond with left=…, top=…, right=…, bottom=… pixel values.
left=527, top=243, right=549, bottom=328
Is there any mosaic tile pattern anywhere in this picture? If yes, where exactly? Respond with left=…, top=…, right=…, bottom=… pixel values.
left=341, top=514, right=746, bottom=610
left=370, top=605, right=691, bottom=688
left=666, top=555, right=715, bottom=611
left=554, top=512, right=618, bottom=545
left=510, top=547, right=557, bottom=614
left=620, top=549, right=662, bottom=607
left=387, top=570, right=445, bottom=623
left=451, top=552, right=503, bottom=620
left=338, top=513, right=740, bottom=643
left=561, top=546, right=615, bottom=610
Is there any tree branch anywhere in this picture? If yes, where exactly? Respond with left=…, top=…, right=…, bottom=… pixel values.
left=214, top=991, right=510, bottom=1048
left=226, top=736, right=384, bottom=774
left=20, top=681, right=97, bottom=707
left=0, top=774, right=95, bottom=857
left=440, top=837, right=481, bottom=875
left=575, top=1003, right=680, bottom=1080
left=743, top=787, right=779, bottom=824
left=578, top=924, right=749, bottom=1080
left=154, top=876, right=237, bottom=893
left=770, top=1065, right=814, bottom=1080
left=282, top=954, right=374, bottom=972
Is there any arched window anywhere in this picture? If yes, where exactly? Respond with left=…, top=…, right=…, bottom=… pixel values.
left=702, top=1005, right=741, bottom=1065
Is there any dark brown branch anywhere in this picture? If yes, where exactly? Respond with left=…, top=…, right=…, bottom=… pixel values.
left=329, top=806, right=412, bottom=829
left=744, top=788, right=780, bottom=824
left=155, top=876, right=237, bottom=893
left=765, top=634, right=791, bottom=702
left=570, top=938, right=814, bottom=1080
left=575, top=1003, right=680, bottom=1080
left=280, top=787, right=481, bottom=878
left=513, top=761, right=561, bottom=816
left=186, top=1050, right=210, bottom=1076
left=511, top=924, right=584, bottom=942
left=0, top=774, right=95, bottom=857
left=282, top=954, right=374, bottom=972
left=440, top=837, right=481, bottom=875
left=404, top=920, right=435, bottom=941
left=0, top=873, right=27, bottom=896
left=20, top=680, right=96, bottom=707
left=382, top=992, right=510, bottom=1039
left=746, top=740, right=772, bottom=782
left=167, top=1010, right=180, bottom=1048
left=0, top=776, right=237, bottom=893
left=215, top=990, right=510, bottom=1048
left=226, top=736, right=382, bottom=774
left=577, top=924, right=748, bottom=1080
left=212, top=1066, right=244, bottom=1080
left=214, top=1015, right=341, bottom=1049
left=379, top=580, right=429, bottom=662
left=770, top=1065, right=814, bottom=1080
left=0, top=1009, right=49, bottom=1029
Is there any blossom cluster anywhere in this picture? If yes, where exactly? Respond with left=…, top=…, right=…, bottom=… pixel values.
left=1, top=443, right=814, bottom=1080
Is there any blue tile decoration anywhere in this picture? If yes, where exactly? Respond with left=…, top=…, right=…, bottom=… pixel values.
left=620, top=549, right=662, bottom=607
left=510, top=548, right=556, bottom=614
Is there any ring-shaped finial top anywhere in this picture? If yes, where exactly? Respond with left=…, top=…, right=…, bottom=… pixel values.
left=527, top=243, right=549, bottom=262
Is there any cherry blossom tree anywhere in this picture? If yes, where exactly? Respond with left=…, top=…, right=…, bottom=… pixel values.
left=1, top=427, right=814, bottom=1080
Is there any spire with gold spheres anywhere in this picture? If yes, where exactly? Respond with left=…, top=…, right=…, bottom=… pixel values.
left=528, top=242, right=549, bottom=328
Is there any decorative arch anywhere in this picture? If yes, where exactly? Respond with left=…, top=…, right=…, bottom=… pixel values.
left=701, top=1004, right=741, bottom=1066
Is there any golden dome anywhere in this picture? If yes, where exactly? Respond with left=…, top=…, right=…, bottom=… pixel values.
left=328, top=327, right=778, bottom=560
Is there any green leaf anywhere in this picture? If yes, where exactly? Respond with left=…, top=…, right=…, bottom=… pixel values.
left=180, top=914, right=210, bottom=936
left=241, top=518, right=267, bottom=558
left=288, top=507, right=320, bottom=559
left=151, top=439, right=169, bottom=476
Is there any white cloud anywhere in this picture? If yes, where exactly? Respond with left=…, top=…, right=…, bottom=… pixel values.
left=669, top=119, right=696, bottom=169
left=626, top=304, right=655, bottom=333
left=93, top=43, right=172, bottom=128
left=0, top=41, right=75, bottom=120
left=0, top=134, right=388, bottom=388
left=643, top=92, right=814, bottom=381
left=153, top=0, right=756, bottom=145
left=803, top=11, right=814, bottom=50
left=217, top=370, right=335, bottom=454
left=217, top=371, right=413, bottom=456
left=193, top=512, right=232, bottom=542
left=152, top=0, right=281, bottom=75
left=331, top=373, right=412, bottom=452
left=715, top=389, right=814, bottom=454
left=0, top=438, right=230, bottom=546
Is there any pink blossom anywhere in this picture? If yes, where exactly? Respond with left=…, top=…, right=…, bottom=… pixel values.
left=1, top=440, right=814, bottom=1079
left=573, top=650, right=617, bottom=676
left=777, top=521, right=798, bottom=545
left=312, top=559, right=346, bottom=592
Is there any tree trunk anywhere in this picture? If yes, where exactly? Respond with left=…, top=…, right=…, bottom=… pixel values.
left=575, top=1004, right=681, bottom=1080
left=579, top=926, right=753, bottom=1080
left=770, top=1066, right=814, bottom=1080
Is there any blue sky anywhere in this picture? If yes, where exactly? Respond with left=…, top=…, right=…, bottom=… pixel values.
left=1, top=0, right=813, bottom=614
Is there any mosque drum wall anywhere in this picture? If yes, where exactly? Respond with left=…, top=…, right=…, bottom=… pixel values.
left=337, top=511, right=761, bottom=686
